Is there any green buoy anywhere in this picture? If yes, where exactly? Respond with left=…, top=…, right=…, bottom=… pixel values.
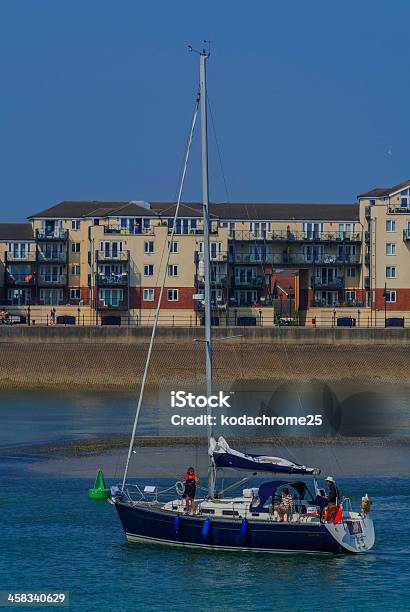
left=88, top=469, right=111, bottom=500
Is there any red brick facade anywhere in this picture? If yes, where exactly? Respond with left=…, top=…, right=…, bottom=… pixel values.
left=131, top=286, right=195, bottom=310
left=373, top=288, right=410, bottom=311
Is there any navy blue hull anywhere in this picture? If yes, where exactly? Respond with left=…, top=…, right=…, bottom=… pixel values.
left=115, top=502, right=343, bottom=554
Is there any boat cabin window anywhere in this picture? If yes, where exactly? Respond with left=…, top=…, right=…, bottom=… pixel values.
left=222, top=510, right=239, bottom=516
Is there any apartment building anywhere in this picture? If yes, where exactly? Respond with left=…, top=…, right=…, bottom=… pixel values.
left=0, top=179, right=409, bottom=325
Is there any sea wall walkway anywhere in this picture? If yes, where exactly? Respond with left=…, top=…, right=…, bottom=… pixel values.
left=0, top=325, right=410, bottom=345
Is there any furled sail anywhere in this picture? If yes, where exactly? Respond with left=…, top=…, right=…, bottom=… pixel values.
left=209, top=437, right=320, bottom=475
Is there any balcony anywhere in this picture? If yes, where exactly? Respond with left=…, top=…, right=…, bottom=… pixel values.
left=37, top=252, right=67, bottom=263
left=36, top=229, right=68, bottom=240
left=403, top=229, right=410, bottom=241
left=197, top=275, right=227, bottom=285
left=230, top=252, right=361, bottom=266
left=104, top=224, right=155, bottom=236
left=196, top=252, right=227, bottom=263
left=388, top=206, right=410, bottom=214
left=311, top=299, right=365, bottom=308
left=5, top=251, right=36, bottom=262
left=97, top=273, right=129, bottom=286
left=231, top=230, right=362, bottom=243
left=312, top=277, right=344, bottom=289
left=5, top=272, right=35, bottom=286
left=233, top=275, right=265, bottom=287
left=97, top=299, right=128, bottom=310
left=38, top=275, right=67, bottom=286
left=96, top=250, right=130, bottom=262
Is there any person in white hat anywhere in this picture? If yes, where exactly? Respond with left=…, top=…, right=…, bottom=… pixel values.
left=325, top=476, right=340, bottom=506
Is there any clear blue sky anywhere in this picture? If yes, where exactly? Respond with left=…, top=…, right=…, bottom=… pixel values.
left=1, top=0, right=409, bottom=221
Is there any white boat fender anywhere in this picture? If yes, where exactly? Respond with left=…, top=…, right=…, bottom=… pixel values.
left=202, top=518, right=212, bottom=540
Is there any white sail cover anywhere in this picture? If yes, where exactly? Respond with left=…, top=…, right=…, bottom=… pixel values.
left=209, top=437, right=320, bottom=475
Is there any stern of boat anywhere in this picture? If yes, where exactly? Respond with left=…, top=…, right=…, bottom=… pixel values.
left=324, top=513, right=375, bottom=553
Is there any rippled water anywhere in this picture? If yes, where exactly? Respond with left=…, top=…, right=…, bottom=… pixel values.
left=0, top=473, right=409, bottom=611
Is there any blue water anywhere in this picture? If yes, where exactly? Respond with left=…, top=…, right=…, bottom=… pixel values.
left=0, top=472, right=409, bottom=612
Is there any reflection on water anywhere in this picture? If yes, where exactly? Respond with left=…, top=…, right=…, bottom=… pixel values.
left=0, top=389, right=159, bottom=447
left=0, top=383, right=409, bottom=448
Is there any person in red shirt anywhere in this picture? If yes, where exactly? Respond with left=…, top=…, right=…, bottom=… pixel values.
left=183, top=467, right=199, bottom=514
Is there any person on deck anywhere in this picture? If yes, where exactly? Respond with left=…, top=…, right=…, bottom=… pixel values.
left=324, top=476, right=340, bottom=521
left=183, top=467, right=199, bottom=514
left=274, top=487, right=293, bottom=522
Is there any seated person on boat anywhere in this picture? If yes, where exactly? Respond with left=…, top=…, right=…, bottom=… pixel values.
left=274, top=487, right=293, bottom=522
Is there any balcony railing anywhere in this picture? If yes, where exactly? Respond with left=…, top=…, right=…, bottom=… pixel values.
left=311, top=299, right=365, bottom=308
left=96, top=250, right=130, bottom=262
left=37, top=252, right=67, bottom=263
left=230, top=253, right=361, bottom=265
left=38, top=275, right=67, bottom=286
left=5, top=272, right=35, bottom=286
left=5, top=251, right=36, bottom=262
left=104, top=225, right=155, bottom=235
left=97, top=299, right=128, bottom=310
left=36, top=229, right=68, bottom=240
left=232, top=230, right=362, bottom=243
left=97, top=273, right=129, bottom=286
left=388, top=206, right=410, bottom=214
left=233, top=276, right=265, bottom=287
left=312, top=277, right=344, bottom=289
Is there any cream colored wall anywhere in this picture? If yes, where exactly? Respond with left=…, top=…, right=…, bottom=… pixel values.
left=360, top=196, right=410, bottom=292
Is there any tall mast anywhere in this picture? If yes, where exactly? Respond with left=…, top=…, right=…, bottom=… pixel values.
left=199, top=49, right=215, bottom=498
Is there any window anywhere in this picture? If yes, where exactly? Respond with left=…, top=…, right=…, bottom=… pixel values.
left=71, top=242, right=80, bottom=253
left=144, top=241, right=154, bottom=254
left=338, top=223, right=355, bottom=239
left=386, top=220, right=396, bottom=232
left=221, top=221, right=236, bottom=238
left=399, top=189, right=410, bottom=208
left=386, top=266, right=396, bottom=279
left=40, top=266, right=64, bottom=282
left=39, top=289, right=63, bottom=305
left=346, top=267, right=356, bottom=278
left=168, top=218, right=198, bottom=235
left=303, top=222, right=323, bottom=239
left=168, top=241, right=178, bottom=253
left=70, top=288, right=81, bottom=300
left=8, top=288, right=31, bottom=305
left=71, top=220, right=80, bottom=230
left=71, top=265, right=80, bottom=275
left=198, top=241, right=223, bottom=260
left=99, top=288, right=123, bottom=307
left=167, top=289, right=179, bottom=301
left=144, top=264, right=154, bottom=276
left=8, top=242, right=31, bottom=259
left=386, top=243, right=396, bottom=255
left=369, top=199, right=376, bottom=206
left=167, top=264, right=178, bottom=277
left=250, top=222, right=271, bottom=236
left=143, top=288, right=154, bottom=301
left=385, top=290, right=396, bottom=303
left=345, top=290, right=356, bottom=302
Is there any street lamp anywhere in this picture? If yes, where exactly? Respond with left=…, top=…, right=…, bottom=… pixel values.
left=288, top=285, right=292, bottom=320
left=383, top=282, right=387, bottom=328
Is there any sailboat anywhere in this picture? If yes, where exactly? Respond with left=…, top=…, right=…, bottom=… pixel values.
left=110, top=49, right=375, bottom=554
